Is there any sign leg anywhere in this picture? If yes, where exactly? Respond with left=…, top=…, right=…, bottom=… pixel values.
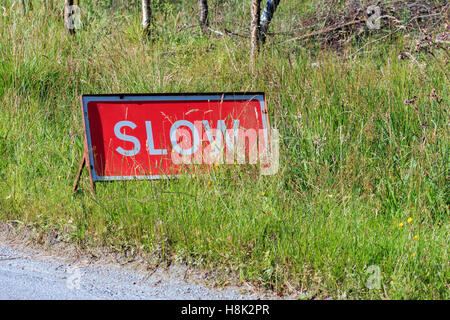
left=86, top=157, right=96, bottom=196
left=72, top=155, right=86, bottom=193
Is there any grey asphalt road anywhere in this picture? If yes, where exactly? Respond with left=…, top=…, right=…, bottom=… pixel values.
left=0, top=245, right=258, bottom=300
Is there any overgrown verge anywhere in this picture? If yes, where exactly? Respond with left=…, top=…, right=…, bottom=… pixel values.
left=0, top=1, right=448, bottom=299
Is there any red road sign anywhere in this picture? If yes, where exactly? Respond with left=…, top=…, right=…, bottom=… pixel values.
left=78, top=93, right=270, bottom=182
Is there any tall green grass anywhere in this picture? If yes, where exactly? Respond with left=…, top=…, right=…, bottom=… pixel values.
left=0, top=1, right=448, bottom=299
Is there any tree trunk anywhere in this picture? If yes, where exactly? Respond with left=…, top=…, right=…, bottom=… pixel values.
left=198, top=0, right=209, bottom=35
left=64, top=0, right=75, bottom=35
left=260, top=0, right=280, bottom=43
left=250, top=0, right=261, bottom=68
left=142, top=0, right=151, bottom=39
left=21, top=0, right=26, bottom=15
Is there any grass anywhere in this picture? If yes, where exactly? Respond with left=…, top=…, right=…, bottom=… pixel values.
left=0, top=1, right=448, bottom=299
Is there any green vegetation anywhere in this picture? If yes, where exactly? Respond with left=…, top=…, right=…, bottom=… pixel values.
left=0, top=1, right=448, bottom=299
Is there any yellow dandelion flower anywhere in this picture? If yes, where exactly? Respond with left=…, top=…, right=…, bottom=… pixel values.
left=207, top=181, right=211, bottom=185
left=214, top=163, right=220, bottom=167
left=407, top=217, right=413, bottom=223
left=411, top=253, right=415, bottom=257
left=413, top=235, right=419, bottom=240
left=398, top=223, right=404, bottom=227
left=261, top=192, right=265, bottom=196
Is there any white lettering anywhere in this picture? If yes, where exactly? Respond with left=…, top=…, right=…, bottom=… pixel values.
left=114, top=121, right=141, bottom=156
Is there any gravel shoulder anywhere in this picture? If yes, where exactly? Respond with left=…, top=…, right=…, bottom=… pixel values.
left=0, top=244, right=266, bottom=300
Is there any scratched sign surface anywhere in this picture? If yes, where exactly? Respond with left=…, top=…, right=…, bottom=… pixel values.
left=81, top=93, right=269, bottom=181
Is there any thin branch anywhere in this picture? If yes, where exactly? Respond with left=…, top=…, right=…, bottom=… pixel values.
left=283, top=19, right=366, bottom=43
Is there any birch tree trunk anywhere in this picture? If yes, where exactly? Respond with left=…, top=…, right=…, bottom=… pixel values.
left=44, top=0, right=54, bottom=14
left=250, top=0, right=261, bottom=68
left=142, top=0, right=151, bottom=39
left=64, top=0, right=75, bottom=35
left=260, top=0, right=280, bottom=43
left=198, top=0, right=209, bottom=35
left=111, top=0, right=118, bottom=12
